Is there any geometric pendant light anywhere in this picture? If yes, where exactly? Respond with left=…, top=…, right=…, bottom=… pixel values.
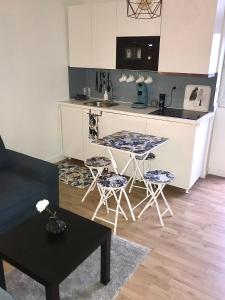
left=127, top=0, right=162, bottom=19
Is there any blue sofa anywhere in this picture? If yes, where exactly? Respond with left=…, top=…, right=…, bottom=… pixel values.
left=0, top=136, right=59, bottom=234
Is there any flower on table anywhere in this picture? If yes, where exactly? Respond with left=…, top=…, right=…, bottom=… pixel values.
left=36, top=199, right=49, bottom=213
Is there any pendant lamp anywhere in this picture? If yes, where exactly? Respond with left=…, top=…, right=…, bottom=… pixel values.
left=127, top=0, right=162, bottom=19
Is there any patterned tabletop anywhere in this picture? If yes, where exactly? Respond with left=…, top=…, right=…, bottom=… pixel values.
left=92, top=130, right=168, bottom=155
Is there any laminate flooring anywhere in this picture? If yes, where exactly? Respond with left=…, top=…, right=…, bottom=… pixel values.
left=60, top=174, right=225, bottom=300
left=4, top=173, right=225, bottom=300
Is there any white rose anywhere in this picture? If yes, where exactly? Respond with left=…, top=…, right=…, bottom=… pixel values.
left=36, top=199, right=49, bottom=213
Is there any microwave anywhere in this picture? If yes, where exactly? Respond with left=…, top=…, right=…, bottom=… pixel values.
left=116, top=36, right=160, bottom=71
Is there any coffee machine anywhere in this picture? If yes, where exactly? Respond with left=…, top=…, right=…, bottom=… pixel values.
left=131, top=83, right=148, bottom=108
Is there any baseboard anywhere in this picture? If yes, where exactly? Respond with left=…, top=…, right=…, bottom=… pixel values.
left=45, top=153, right=66, bottom=164
left=208, top=171, right=225, bottom=178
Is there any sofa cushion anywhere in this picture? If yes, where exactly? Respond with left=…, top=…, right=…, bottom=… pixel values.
left=0, top=170, right=48, bottom=231
left=0, top=136, right=9, bottom=169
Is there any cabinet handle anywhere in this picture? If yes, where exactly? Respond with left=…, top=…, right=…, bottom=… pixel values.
left=86, top=109, right=102, bottom=117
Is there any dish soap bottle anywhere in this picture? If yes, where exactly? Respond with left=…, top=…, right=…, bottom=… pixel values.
left=104, top=90, right=108, bottom=101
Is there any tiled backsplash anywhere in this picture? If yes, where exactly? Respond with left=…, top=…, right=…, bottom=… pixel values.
left=68, top=67, right=217, bottom=111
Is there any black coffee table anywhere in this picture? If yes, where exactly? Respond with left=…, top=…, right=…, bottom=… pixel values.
left=0, top=208, right=111, bottom=300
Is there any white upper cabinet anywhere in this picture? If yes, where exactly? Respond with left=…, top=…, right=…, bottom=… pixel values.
left=68, top=0, right=116, bottom=69
left=116, top=0, right=161, bottom=37
left=68, top=0, right=224, bottom=73
left=158, top=0, right=225, bottom=75
left=68, top=4, right=92, bottom=68
left=91, top=1, right=116, bottom=69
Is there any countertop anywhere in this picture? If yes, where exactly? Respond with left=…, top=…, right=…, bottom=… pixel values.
left=58, top=99, right=214, bottom=125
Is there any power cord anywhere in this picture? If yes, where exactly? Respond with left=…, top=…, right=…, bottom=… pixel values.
left=166, top=86, right=176, bottom=108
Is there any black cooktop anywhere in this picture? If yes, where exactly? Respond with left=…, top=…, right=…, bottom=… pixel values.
left=149, top=108, right=207, bottom=120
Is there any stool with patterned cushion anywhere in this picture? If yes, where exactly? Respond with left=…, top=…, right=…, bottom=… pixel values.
left=137, top=170, right=174, bottom=226
left=92, top=173, right=135, bottom=234
left=136, top=153, right=156, bottom=161
left=129, top=152, right=156, bottom=193
left=81, top=156, right=111, bottom=203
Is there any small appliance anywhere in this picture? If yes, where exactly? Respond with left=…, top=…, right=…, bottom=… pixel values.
left=131, top=83, right=148, bottom=108
left=116, top=36, right=160, bottom=71
left=159, top=93, right=166, bottom=109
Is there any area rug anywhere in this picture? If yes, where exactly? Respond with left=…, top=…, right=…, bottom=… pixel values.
left=6, top=235, right=149, bottom=300
left=58, top=162, right=94, bottom=188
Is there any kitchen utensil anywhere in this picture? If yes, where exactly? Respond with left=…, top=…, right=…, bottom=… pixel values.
left=159, top=93, right=166, bottom=109
left=107, top=73, right=111, bottom=93
left=95, top=71, right=98, bottom=92
left=102, top=72, right=106, bottom=91
left=99, top=72, right=102, bottom=93
left=183, top=85, right=211, bottom=112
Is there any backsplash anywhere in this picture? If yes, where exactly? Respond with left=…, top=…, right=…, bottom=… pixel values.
left=68, top=67, right=217, bottom=111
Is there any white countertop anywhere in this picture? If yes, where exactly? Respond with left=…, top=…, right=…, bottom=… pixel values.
left=58, top=99, right=214, bottom=125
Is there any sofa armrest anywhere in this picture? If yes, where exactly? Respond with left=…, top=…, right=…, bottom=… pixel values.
left=6, top=150, right=59, bottom=206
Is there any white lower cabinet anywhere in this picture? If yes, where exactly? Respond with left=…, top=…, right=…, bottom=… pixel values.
left=146, top=118, right=210, bottom=190
left=59, top=103, right=211, bottom=191
left=60, top=105, right=83, bottom=160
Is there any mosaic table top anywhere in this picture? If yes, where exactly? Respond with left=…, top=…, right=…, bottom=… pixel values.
left=92, top=130, right=168, bottom=155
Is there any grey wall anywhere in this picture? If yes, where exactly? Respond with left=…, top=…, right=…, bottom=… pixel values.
left=68, top=67, right=217, bottom=111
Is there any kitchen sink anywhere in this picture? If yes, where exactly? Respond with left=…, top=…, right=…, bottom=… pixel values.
left=84, top=100, right=119, bottom=108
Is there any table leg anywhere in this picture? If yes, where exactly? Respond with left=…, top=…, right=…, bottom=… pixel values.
left=46, top=284, right=60, bottom=300
left=108, top=148, right=118, bottom=174
left=133, top=157, right=148, bottom=187
left=0, top=259, right=6, bottom=290
left=121, top=154, right=135, bottom=175
left=100, top=232, right=111, bottom=285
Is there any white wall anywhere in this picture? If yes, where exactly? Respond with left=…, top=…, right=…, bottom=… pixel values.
left=208, top=108, right=225, bottom=177
left=0, top=0, right=69, bottom=162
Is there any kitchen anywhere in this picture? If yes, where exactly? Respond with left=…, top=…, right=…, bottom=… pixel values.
left=59, top=0, right=222, bottom=192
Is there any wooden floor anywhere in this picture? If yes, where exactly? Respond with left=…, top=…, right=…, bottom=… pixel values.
left=60, top=174, right=225, bottom=300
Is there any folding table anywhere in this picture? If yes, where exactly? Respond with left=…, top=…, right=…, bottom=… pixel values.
left=92, top=130, right=168, bottom=180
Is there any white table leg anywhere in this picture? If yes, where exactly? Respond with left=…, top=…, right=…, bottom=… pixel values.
left=81, top=167, right=104, bottom=203
left=108, top=148, right=118, bottom=174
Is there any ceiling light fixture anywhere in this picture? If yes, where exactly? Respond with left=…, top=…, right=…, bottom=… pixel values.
left=127, top=0, right=162, bottom=19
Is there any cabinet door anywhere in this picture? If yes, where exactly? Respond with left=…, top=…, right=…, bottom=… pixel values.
left=158, top=0, right=220, bottom=74
left=104, top=112, right=146, bottom=176
left=60, top=105, right=83, bottom=160
left=116, top=0, right=161, bottom=37
left=83, top=109, right=107, bottom=160
left=146, top=119, right=195, bottom=190
left=91, top=1, right=116, bottom=69
left=68, top=4, right=92, bottom=68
